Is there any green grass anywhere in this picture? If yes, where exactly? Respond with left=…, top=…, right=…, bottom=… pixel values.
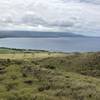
left=0, top=48, right=100, bottom=100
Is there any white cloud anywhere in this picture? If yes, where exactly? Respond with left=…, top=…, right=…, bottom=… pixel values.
left=0, top=0, right=100, bottom=36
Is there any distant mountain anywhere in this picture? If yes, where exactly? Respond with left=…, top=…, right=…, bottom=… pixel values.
left=0, top=31, right=85, bottom=38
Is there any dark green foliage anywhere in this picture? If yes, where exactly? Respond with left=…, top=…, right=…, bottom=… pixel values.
left=24, top=80, right=33, bottom=85
left=38, top=84, right=51, bottom=92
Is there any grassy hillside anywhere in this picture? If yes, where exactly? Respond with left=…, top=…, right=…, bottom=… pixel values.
left=0, top=48, right=100, bottom=100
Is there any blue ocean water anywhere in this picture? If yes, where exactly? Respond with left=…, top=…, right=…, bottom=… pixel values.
left=0, top=37, right=100, bottom=52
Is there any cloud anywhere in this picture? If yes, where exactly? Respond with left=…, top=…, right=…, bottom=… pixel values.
left=80, top=0, right=100, bottom=5
left=0, top=0, right=100, bottom=36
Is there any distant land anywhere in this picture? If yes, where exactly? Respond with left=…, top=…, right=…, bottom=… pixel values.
left=0, top=31, right=85, bottom=38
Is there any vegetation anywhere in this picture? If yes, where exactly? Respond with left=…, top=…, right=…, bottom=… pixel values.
left=0, top=48, right=100, bottom=100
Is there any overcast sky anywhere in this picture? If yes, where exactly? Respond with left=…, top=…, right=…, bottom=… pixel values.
left=0, top=0, right=100, bottom=36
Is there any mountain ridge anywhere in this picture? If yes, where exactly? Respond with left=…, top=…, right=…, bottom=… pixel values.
left=0, top=31, right=85, bottom=38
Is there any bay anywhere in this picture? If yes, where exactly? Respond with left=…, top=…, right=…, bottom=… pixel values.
left=0, top=37, right=100, bottom=52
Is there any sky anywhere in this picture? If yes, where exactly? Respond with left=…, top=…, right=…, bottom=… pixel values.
left=0, top=0, right=100, bottom=36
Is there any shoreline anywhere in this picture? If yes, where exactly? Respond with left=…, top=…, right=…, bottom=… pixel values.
left=0, top=47, right=100, bottom=54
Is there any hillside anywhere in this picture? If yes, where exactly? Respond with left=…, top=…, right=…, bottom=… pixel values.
left=0, top=48, right=100, bottom=100
left=0, top=31, right=84, bottom=38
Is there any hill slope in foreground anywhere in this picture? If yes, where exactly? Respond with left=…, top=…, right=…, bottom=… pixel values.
left=0, top=48, right=100, bottom=100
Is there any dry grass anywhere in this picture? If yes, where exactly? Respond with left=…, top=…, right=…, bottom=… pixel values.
left=0, top=52, right=67, bottom=60
left=0, top=48, right=100, bottom=100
